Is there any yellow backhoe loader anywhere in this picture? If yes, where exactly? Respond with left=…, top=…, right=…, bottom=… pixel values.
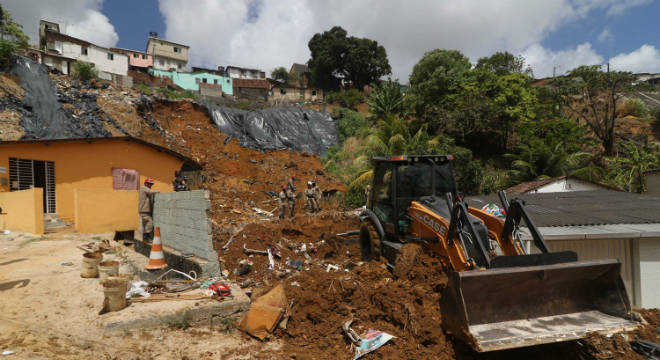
left=359, top=155, right=641, bottom=352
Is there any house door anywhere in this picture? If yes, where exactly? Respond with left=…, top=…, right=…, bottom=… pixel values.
left=8, top=157, right=56, bottom=213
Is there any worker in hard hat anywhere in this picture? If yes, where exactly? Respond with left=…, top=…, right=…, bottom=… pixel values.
left=305, top=181, right=319, bottom=213
left=279, top=185, right=288, bottom=219
left=139, top=177, right=160, bottom=242
left=285, top=183, right=296, bottom=218
left=312, top=180, right=322, bottom=212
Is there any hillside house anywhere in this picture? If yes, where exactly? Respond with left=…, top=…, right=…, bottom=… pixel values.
left=469, top=190, right=660, bottom=308
left=268, top=63, right=323, bottom=103
left=226, top=65, right=266, bottom=80
left=110, top=48, right=153, bottom=71
left=38, top=20, right=128, bottom=82
left=146, top=33, right=189, bottom=71
left=232, top=78, right=269, bottom=101
left=505, top=175, right=613, bottom=195
left=149, top=68, right=233, bottom=95
left=0, top=137, right=200, bottom=234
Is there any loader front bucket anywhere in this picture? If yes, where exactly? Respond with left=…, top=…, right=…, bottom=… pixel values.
left=440, top=259, right=640, bottom=352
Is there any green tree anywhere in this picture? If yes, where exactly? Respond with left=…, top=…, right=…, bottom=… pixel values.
left=475, top=51, right=531, bottom=76
left=271, top=67, right=290, bottom=83
left=308, top=26, right=391, bottom=89
left=366, top=78, right=407, bottom=118
left=408, top=49, right=471, bottom=117
left=551, top=65, right=646, bottom=156
left=0, top=5, right=29, bottom=69
left=506, top=142, right=590, bottom=182
left=606, top=140, right=658, bottom=192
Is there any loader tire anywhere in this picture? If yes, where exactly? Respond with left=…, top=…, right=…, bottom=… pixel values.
left=393, top=243, right=422, bottom=280
left=360, top=221, right=381, bottom=261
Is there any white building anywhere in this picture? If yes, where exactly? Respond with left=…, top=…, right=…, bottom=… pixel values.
left=225, top=65, right=266, bottom=80
left=39, top=20, right=128, bottom=81
left=469, top=190, right=660, bottom=308
left=505, top=175, right=612, bottom=195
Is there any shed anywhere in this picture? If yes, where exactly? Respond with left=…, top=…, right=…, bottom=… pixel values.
left=0, top=137, right=200, bottom=234
left=505, top=175, right=613, bottom=195
left=468, top=190, right=660, bottom=308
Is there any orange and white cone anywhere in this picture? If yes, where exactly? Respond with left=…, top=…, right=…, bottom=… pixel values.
left=146, top=227, right=167, bottom=270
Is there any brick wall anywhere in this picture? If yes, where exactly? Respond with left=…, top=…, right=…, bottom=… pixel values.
left=128, top=70, right=175, bottom=88
left=152, top=190, right=216, bottom=261
left=199, top=83, right=223, bottom=98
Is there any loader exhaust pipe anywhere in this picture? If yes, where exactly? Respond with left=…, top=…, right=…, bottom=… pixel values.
left=441, top=259, right=640, bottom=352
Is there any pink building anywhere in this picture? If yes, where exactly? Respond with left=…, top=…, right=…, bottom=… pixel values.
left=110, top=48, right=153, bottom=69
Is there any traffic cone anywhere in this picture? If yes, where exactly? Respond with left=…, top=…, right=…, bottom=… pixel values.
left=146, top=227, right=167, bottom=270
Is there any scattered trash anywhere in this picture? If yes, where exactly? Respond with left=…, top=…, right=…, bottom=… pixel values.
left=181, top=253, right=194, bottom=258
left=336, top=230, right=360, bottom=237
left=267, top=248, right=275, bottom=270
left=343, top=318, right=395, bottom=360
left=1, top=350, right=15, bottom=356
left=126, top=281, right=150, bottom=299
left=631, top=339, right=660, bottom=358
left=243, top=244, right=268, bottom=255
left=241, top=279, right=253, bottom=288
left=3, top=230, right=10, bottom=235
left=60, top=262, right=74, bottom=266
left=239, top=284, right=287, bottom=340
left=239, top=260, right=254, bottom=275
left=253, top=207, right=274, bottom=217
left=287, top=259, right=303, bottom=271
left=207, top=283, right=231, bottom=297
left=326, top=264, right=339, bottom=272
left=481, top=203, right=506, bottom=218
left=222, top=236, right=235, bottom=251
left=290, top=281, right=300, bottom=287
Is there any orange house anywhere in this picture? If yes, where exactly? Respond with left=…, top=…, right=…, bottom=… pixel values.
left=0, top=137, right=200, bottom=234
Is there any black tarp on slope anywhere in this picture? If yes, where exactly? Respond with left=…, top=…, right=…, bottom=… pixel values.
left=206, top=104, right=339, bottom=155
left=9, top=56, right=110, bottom=139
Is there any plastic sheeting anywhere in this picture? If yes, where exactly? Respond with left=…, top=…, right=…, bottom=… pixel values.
left=206, top=104, right=339, bottom=155
left=9, top=56, right=111, bottom=139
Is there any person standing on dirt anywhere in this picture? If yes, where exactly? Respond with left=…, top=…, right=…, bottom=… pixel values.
left=305, top=181, right=319, bottom=213
left=278, top=186, right=288, bottom=219
left=139, top=178, right=159, bottom=242
left=312, top=181, right=322, bottom=212
left=287, top=174, right=297, bottom=193
left=285, top=184, right=296, bottom=218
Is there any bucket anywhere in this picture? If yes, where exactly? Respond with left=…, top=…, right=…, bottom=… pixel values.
left=80, top=252, right=103, bottom=278
left=117, top=273, right=133, bottom=292
left=98, top=260, right=119, bottom=279
left=101, top=277, right=127, bottom=312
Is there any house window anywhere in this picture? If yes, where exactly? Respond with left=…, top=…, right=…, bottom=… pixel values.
left=174, top=47, right=181, bottom=53
left=280, top=88, right=286, bottom=94
left=159, top=59, right=164, bottom=66
left=214, top=79, right=218, bottom=84
left=133, top=53, right=139, bottom=58
left=107, top=53, right=114, bottom=60
left=178, top=64, right=182, bottom=70
left=202, top=78, right=207, bottom=83
left=9, top=157, right=56, bottom=213
left=312, top=90, right=317, bottom=96
left=81, top=47, right=88, bottom=55
left=226, top=79, right=230, bottom=83
left=195, top=78, right=200, bottom=84
left=142, top=54, right=148, bottom=59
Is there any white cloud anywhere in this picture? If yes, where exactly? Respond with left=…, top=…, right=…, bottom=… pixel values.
left=609, top=45, right=660, bottom=73
left=1, top=0, right=118, bottom=48
left=521, top=43, right=604, bottom=78
left=597, top=28, right=613, bottom=43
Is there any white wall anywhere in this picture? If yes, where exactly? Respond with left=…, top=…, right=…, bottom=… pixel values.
left=633, top=238, right=660, bottom=308
left=536, top=238, right=635, bottom=305
left=534, top=178, right=603, bottom=193
left=227, top=68, right=263, bottom=79
left=153, top=56, right=185, bottom=71
left=55, top=41, right=127, bottom=76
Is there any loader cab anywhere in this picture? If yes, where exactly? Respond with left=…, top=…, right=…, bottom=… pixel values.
left=370, top=155, right=456, bottom=238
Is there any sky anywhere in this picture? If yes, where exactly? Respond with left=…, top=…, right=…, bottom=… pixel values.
left=2, top=0, right=659, bottom=80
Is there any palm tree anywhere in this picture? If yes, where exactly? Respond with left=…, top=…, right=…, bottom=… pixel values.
left=506, top=142, right=590, bottom=182
left=607, top=140, right=658, bottom=192
left=366, top=78, right=407, bottom=118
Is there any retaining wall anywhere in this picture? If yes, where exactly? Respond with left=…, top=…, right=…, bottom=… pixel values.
left=153, top=190, right=216, bottom=261
left=74, top=188, right=138, bottom=233
left=0, top=188, right=44, bottom=235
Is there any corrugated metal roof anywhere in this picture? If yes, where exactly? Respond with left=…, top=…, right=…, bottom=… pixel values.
left=467, top=190, right=660, bottom=227
left=519, top=223, right=660, bottom=240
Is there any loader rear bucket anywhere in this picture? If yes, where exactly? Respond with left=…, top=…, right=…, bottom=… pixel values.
left=440, top=259, right=640, bottom=352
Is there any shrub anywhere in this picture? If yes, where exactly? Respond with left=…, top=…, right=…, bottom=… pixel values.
left=618, top=98, right=648, bottom=118
left=652, top=108, right=660, bottom=122
left=73, top=61, right=97, bottom=81
left=334, top=108, right=367, bottom=140
left=0, top=39, right=17, bottom=69
left=133, top=83, right=152, bottom=95
left=326, top=88, right=363, bottom=109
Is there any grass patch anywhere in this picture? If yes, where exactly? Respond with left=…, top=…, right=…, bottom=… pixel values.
left=211, top=316, right=237, bottom=333
left=156, top=88, right=196, bottom=100
left=133, top=83, right=152, bottom=95
left=162, top=309, right=193, bottom=329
